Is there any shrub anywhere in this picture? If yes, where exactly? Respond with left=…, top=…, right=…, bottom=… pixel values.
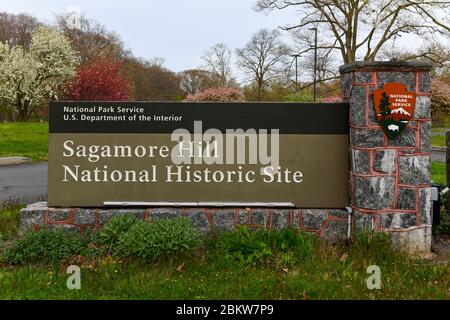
left=212, top=226, right=318, bottom=266
left=98, top=214, right=139, bottom=253
left=4, top=227, right=98, bottom=265
left=116, top=218, right=201, bottom=263
left=185, top=87, right=245, bottom=102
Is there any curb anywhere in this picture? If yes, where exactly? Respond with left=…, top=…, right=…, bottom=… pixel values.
left=431, top=146, right=447, bottom=152
left=0, top=156, right=32, bottom=166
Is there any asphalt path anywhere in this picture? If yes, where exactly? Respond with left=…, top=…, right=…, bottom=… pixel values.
left=0, top=162, right=48, bottom=204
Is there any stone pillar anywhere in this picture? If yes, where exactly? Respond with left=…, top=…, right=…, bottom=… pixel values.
left=339, top=61, right=433, bottom=255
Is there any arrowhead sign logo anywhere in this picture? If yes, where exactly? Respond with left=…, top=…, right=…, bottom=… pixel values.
left=373, top=82, right=415, bottom=139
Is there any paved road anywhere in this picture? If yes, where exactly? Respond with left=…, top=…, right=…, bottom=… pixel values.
left=0, top=149, right=447, bottom=205
left=0, top=163, right=47, bottom=204
left=431, top=149, right=446, bottom=163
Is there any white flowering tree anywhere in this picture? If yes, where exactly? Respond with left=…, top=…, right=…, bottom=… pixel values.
left=0, top=26, right=77, bottom=121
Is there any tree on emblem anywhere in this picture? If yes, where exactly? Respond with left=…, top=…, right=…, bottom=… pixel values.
left=379, top=92, right=391, bottom=120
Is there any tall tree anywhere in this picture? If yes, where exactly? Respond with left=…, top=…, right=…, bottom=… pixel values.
left=178, top=69, right=215, bottom=95
left=0, top=26, right=78, bottom=121
left=201, top=43, right=236, bottom=87
left=256, top=0, right=450, bottom=63
left=0, top=12, right=42, bottom=49
left=380, top=42, right=450, bottom=76
left=236, top=29, right=290, bottom=100
left=122, top=57, right=181, bottom=101
left=56, top=13, right=130, bottom=63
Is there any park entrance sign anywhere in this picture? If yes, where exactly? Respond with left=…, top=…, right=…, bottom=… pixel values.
left=48, top=102, right=349, bottom=208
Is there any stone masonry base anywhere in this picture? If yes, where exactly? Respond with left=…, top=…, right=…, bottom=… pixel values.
left=21, top=202, right=349, bottom=243
left=21, top=202, right=432, bottom=254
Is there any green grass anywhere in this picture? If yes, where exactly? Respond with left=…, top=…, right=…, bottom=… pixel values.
left=0, top=235, right=449, bottom=300
left=0, top=207, right=449, bottom=299
left=431, top=126, right=449, bottom=147
left=431, top=127, right=449, bottom=133
left=0, top=204, right=22, bottom=241
left=432, top=162, right=446, bottom=186
left=0, top=122, right=48, bottom=162
left=431, top=135, right=446, bottom=148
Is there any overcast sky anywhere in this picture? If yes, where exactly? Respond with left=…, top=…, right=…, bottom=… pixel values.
left=1, top=0, right=298, bottom=73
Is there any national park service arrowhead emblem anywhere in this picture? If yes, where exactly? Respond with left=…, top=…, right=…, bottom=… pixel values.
left=373, top=83, right=415, bottom=139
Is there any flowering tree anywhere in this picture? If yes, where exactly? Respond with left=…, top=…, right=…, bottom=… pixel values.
left=184, top=87, right=245, bottom=102
left=0, top=26, right=78, bottom=121
left=431, top=79, right=450, bottom=115
left=65, top=58, right=131, bottom=101
left=320, top=96, right=343, bottom=103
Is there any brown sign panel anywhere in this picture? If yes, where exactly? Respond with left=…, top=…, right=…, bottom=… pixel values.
left=48, top=102, right=350, bottom=208
left=373, top=82, right=416, bottom=138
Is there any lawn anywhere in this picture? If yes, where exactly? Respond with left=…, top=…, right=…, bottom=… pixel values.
left=0, top=122, right=48, bottom=162
left=0, top=254, right=448, bottom=300
left=432, top=163, right=447, bottom=186
left=431, top=127, right=449, bottom=148
left=431, top=135, right=446, bottom=148
left=0, top=205, right=449, bottom=300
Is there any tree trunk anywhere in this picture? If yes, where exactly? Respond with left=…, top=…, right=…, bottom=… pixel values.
left=16, top=102, right=31, bottom=122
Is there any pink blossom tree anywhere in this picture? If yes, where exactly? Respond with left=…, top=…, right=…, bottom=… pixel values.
left=185, top=87, right=245, bottom=102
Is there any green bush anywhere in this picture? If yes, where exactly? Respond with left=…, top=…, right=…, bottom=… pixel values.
left=212, top=226, right=318, bottom=266
left=4, top=227, right=98, bottom=265
left=116, top=218, right=201, bottom=263
left=98, top=214, right=139, bottom=253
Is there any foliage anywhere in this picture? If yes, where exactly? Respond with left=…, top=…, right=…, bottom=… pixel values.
left=98, top=215, right=139, bottom=253
left=1, top=226, right=449, bottom=299
left=3, top=228, right=98, bottom=265
left=185, top=87, right=245, bottom=102
left=211, top=226, right=318, bottom=267
left=65, top=58, right=131, bottom=101
left=0, top=209, right=449, bottom=299
left=0, top=26, right=77, bottom=121
left=282, top=89, right=314, bottom=102
left=115, top=218, right=201, bottom=263
left=431, top=79, right=450, bottom=115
